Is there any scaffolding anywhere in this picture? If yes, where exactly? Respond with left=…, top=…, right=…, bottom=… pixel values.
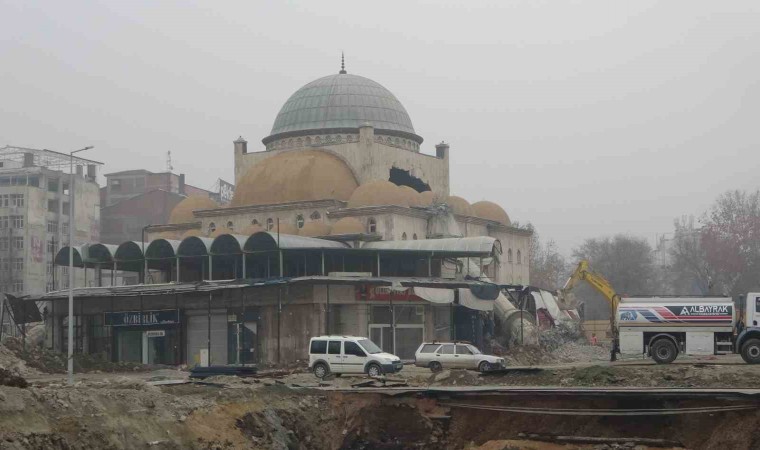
left=0, top=146, right=103, bottom=173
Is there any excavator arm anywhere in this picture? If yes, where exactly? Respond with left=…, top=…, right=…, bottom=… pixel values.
left=561, top=260, right=621, bottom=361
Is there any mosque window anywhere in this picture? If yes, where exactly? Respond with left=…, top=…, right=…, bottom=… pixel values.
left=297, top=138, right=302, bottom=147
left=413, top=233, right=418, bottom=240
left=296, top=214, right=305, bottom=229
left=208, top=222, right=216, bottom=234
left=336, top=135, right=342, bottom=143
left=517, top=250, right=522, bottom=265
left=288, top=139, right=293, bottom=148
left=227, top=221, right=234, bottom=231
left=315, top=136, right=321, bottom=145
left=368, top=218, right=377, bottom=234
left=310, top=211, right=321, bottom=220
left=508, top=249, right=513, bottom=263
left=305, top=137, right=312, bottom=146
left=401, top=232, right=407, bottom=241
left=252, top=219, right=259, bottom=225
left=266, top=218, right=274, bottom=231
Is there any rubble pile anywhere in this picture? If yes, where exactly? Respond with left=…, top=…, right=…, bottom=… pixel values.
left=0, top=368, right=28, bottom=388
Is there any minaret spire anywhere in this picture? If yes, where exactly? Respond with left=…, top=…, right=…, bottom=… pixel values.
left=339, top=52, right=346, bottom=74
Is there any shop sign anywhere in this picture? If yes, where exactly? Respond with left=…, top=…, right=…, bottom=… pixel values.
left=355, top=285, right=422, bottom=302
left=146, top=330, right=166, bottom=338
left=104, top=309, right=180, bottom=327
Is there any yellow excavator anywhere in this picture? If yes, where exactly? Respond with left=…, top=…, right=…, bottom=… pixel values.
left=559, top=260, right=621, bottom=361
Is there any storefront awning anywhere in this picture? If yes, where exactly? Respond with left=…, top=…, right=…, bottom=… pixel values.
left=243, top=231, right=348, bottom=252
left=362, top=236, right=501, bottom=257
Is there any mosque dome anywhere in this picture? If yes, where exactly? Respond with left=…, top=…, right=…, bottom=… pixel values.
left=299, top=221, right=332, bottom=237
left=472, top=201, right=511, bottom=226
left=238, top=224, right=265, bottom=236
left=208, top=228, right=229, bottom=239
left=168, top=196, right=218, bottom=224
left=263, top=70, right=422, bottom=145
left=270, top=222, right=299, bottom=236
left=330, top=217, right=365, bottom=235
left=398, top=185, right=423, bottom=207
left=348, top=180, right=409, bottom=208
left=418, top=191, right=436, bottom=207
left=447, top=196, right=473, bottom=216
left=231, top=150, right=359, bottom=207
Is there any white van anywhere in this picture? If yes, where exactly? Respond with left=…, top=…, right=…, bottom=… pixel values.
left=308, top=335, right=403, bottom=378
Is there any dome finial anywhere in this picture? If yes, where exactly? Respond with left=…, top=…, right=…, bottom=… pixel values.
left=339, top=52, right=346, bottom=74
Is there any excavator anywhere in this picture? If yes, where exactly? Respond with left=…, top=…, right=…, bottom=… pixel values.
left=559, top=260, right=621, bottom=361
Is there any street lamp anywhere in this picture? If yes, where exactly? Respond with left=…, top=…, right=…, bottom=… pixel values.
left=68, top=146, right=93, bottom=385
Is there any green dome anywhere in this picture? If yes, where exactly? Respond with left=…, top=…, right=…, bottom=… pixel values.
left=263, top=73, right=422, bottom=145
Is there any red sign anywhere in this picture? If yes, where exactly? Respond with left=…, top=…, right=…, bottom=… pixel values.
left=31, top=236, right=43, bottom=263
left=355, top=285, right=422, bottom=302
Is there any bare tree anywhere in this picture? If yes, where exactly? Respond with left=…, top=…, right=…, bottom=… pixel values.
left=528, top=225, right=567, bottom=291
left=666, top=216, right=713, bottom=294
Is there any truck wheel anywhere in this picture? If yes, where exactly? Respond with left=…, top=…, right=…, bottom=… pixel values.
left=429, top=361, right=443, bottom=373
left=313, top=362, right=329, bottom=378
left=651, top=339, right=678, bottom=364
left=741, top=339, right=760, bottom=364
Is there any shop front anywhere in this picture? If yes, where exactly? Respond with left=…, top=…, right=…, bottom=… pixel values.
left=105, top=309, right=181, bottom=365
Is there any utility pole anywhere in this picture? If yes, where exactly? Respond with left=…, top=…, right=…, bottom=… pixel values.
left=67, top=146, right=93, bottom=386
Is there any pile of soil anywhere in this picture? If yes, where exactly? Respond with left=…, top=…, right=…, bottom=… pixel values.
left=0, top=368, right=28, bottom=388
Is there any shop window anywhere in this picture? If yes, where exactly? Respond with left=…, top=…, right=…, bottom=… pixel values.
left=310, top=211, right=321, bottom=220
left=296, top=214, right=305, bottom=229
left=368, top=218, right=377, bottom=234
left=508, top=249, right=513, bottom=263
left=266, top=218, right=274, bottom=231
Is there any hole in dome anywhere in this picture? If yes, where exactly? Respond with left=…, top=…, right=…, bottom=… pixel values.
left=389, top=167, right=430, bottom=193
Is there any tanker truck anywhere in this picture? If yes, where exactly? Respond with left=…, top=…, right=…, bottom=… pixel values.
left=617, top=295, right=760, bottom=364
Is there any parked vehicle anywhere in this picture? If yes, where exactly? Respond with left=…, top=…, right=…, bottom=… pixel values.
left=414, top=342, right=505, bottom=372
left=308, top=335, right=403, bottom=378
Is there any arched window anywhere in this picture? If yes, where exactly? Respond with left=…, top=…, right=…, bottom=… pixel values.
left=266, top=218, right=274, bottom=231
left=305, top=137, right=312, bottom=146
left=412, top=233, right=418, bottom=240
left=296, top=214, right=305, bottom=229
left=517, top=250, right=522, bottom=265
left=508, top=248, right=513, bottom=263
left=251, top=219, right=259, bottom=225
left=208, top=222, right=216, bottom=234
left=401, top=232, right=407, bottom=240
left=296, top=138, right=302, bottom=147
left=315, top=136, right=321, bottom=145
left=310, top=211, right=321, bottom=220
left=227, top=221, right=234, bottom=231
left=368, top=218, right=377, bottom=234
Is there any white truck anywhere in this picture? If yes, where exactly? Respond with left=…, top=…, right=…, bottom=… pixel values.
left=617, top=294, right=760, bottom=364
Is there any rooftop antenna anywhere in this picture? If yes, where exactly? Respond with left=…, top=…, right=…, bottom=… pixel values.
left=166, top=151, right=173, bottom=172
left=339, top=52, right=346, bottom=74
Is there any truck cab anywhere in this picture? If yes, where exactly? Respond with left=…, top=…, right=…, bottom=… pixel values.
left=736, top=292, right=760, bottom=363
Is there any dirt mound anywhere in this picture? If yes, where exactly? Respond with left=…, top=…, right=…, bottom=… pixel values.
left=0, top=368, right=28, bottom=388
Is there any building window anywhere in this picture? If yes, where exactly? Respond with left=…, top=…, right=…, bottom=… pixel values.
left=47, top=221, right=58, bottom=233
left=227, top=221, right=234, bottom=231
left=62, top=202, right=70, bottom=215
left=28, top=176, right=39, bottom=187
left=310, top=211, right=321, bottom=220
left=296, top=214, right=305, bottom=229
left=10, top=216, right=23, bottom=229
left=401, top=232, right=407, bottom=240
left=47, top=240, right=57, bottom=255
left=508, top=249, right=513, bottom=263
left=0, top=258, right=6, bottom=271
left=48, top=179, right=59, bottom=192
left=266, top=218, right=274, bottom=231
left=368, top=218, right=377, bottom=234
left=12, top=237, right=23, bottom=250
left=0, top=216, right=7, bottom=229
left=251, top=219, right=259, bottom=226
left=48, top=200, right=59, bottom=213
left=12, top=258, right=23, bottom=272
left=10, top=194, right=23, bottom=207
left=0, top=238, right=7, bottom=251
left=111, top=179, right=121, bottom=191
left=12, top=280, right=23, bottom=293
left=208, top=222, right=216, bottom=234
left=517, top=250, right=522, bottom=265
left=46, top=262, right=54, bottom=275
left=0, top=194, right=8, bottom=207
left=413, top=233, right=418, bottom=240
left=62, top=222, right=69, bottom=235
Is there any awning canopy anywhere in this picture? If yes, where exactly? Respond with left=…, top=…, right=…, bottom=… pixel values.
left=243, top=231, right=348, bottom=253
left=54, top=246, right=85, bottom=268
left=210, top=234, right=248, bottom=255
left=362, top=236, right=501, bottom=257
left=87, top=243, right=118, bottom=265
left=177, top=236, right=214, bottom=257
left=145, top=239, right=181, bottom=260
left=114, top=241, right=145, bottom=272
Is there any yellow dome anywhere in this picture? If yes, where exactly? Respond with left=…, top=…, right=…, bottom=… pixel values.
left=232, top=150, right=359, bottom=206
left=299, top=222, right=332, bottom=237
left=168, top=196, right=218, bottom=224
left=238, top=224, right=265, bottom=236
left=330, top=217, right=365, bottom=235
left=348, top=180, right=408, bottom=208
left=418, top=191, right=436, bottom=206
left=270, top=222, right=299, bottom=235
left=181, top=229, right=203, bottom=239
left=398, top=185, right=423, bottom=207
left=447, top=196, right=473, bottom=216
left=472, top=200, right=511, bottom=226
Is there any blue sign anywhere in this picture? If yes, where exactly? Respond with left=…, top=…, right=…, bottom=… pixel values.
left=104, top=309, right=180, bottom=327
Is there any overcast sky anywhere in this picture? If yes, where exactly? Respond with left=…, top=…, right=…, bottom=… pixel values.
left=2, top=0, right=758, bottom=255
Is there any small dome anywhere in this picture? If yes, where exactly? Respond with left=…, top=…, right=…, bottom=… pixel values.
left=348, top=180, right=408, bottom=208
left=169, top=196, right=218, bottom=224
left=472, top=200, right=511, bottom=226
left=398, top=185, right=422, bottom=207
left=330, top=217, right=365, bottom=235
left=270, top=222, right=299, bottom=236
left=238, top=224, right=265, bottom=236
left=181, top=229, right=203, bottom=239
left=300, top=221, right=332, bottom=237
left=232, top=150, right=358, bottom=207
left=418, top=191, right=436, bottom=206
left=447, top=196, right=473, bottom=216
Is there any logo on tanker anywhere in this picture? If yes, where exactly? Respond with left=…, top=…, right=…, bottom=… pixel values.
left=669, top=305, right=731, bottom=316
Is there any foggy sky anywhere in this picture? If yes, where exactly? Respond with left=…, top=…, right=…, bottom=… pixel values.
left=1, top=0, right=758, bottom=255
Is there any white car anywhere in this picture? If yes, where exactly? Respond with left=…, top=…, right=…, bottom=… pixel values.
left=414, top=342, right=505, bottom=372
left=308, top=335, right=403, bottom=378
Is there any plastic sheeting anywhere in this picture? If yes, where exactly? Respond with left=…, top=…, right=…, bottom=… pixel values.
left=532, top=289, right=564, bottom=324
left=413, top=287, right=455, bottom=304
left=458, top=288, right=495, bottom=311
